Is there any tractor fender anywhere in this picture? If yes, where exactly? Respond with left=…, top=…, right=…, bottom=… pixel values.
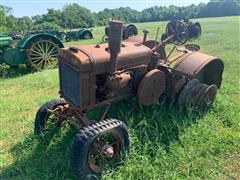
left=173, top=52, right=224, bottom=88
left=79, top=29, right=93, bottom=39
left=126, top=24, right=138, bottom=34
left=16, top=33, right=64, bottom=49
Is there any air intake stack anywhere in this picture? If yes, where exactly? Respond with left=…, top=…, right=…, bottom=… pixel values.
left=108, top=20, right=123, bottom=74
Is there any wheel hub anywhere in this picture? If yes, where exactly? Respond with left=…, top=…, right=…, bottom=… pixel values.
left=101, top=144, right=114, bottom=158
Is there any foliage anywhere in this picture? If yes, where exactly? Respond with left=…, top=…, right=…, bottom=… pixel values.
left=1, top=0, right=240, bottom=33
left=31, top=22, right=61, bottom=31
left=0, top=16, right=239, bottom=180
left=61, top=3, right=95, bottom=28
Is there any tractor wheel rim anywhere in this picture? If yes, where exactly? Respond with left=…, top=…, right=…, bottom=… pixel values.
left=88, top=132, right=122, bottom=173
left=199, top=85, right=217, bottom=109
left=28, top=40, right=59, bottom=70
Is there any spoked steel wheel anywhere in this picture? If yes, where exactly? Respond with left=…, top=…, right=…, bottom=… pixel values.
left=28, top=40, right=60, bottom=70
left=166, top=20, right=188, bottom=45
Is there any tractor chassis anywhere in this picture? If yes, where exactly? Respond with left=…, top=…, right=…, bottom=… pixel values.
left=46, top=93, right=132, bottom=158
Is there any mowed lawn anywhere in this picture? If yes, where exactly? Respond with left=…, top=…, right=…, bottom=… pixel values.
left=0, top=16, right=239, bottom=179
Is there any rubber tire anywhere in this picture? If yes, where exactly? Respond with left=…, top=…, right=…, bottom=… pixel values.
left=177, top=79, right=200, bottom=108
left=177, top=79, right=217, bottom=111
left=34, top=98, right=66, bottom=135
left=70, top=119, right=130, bottom=180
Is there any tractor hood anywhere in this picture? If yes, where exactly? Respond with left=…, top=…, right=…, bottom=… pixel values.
left=58, top=41, right=152, bottom=74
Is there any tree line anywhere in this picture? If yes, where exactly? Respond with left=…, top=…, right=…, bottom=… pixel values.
left=0, top=0, right=239, bottom=32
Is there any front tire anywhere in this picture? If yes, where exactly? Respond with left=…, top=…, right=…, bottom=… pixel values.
left=70, top=119, right=130, bottom=180
left=34, top=98, right=66, bottom=135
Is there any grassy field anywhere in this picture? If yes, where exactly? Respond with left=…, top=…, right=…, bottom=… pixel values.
left=0, top=16, right=240, bottom=179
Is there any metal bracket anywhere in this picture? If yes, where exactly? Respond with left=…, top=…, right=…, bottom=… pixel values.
left=100, top=103, right=111, bottom=121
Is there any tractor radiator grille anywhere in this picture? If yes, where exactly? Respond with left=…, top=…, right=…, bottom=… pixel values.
left=59, top=61, right=81, bottom=106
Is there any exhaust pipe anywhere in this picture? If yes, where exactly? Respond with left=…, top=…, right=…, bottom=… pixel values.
left=108, top=20, right=123, bottom=73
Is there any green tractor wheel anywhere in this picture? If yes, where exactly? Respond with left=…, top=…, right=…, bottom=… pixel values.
left=27, top=40, right=59, bottom=70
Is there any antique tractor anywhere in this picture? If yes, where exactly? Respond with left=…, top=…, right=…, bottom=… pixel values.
left=26, top=29, right=93, bottom=42
left=0, top=33, right=64, bottom=70
left=35, top=20, right=224, bottom=179
left=61, top=29, right=94, bottom=42
left=102, top=23, right=138, bottom=42
left=161, top=18, right=201, bottom=43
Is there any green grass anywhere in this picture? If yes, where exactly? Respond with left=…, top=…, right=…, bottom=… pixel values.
left=0, top=16, right=240, bottom=179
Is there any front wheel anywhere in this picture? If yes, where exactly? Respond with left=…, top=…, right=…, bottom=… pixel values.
left=70, top=119, right=130, bottom=180
left=34, top=98, right=67, bottom=135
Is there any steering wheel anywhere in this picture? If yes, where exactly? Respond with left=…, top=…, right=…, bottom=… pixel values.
left=166, top=20, right=188, bottom=45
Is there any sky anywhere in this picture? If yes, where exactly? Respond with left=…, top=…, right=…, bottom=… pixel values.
left=1, top=0, right=210, bottom=17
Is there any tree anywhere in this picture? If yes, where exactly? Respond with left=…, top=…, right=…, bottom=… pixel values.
left=31, top=22, right=61, bottom=30
left=62, top=3, right=95, bottom=28
left=42, top=8, right=63, bottom=26
left=16, top=16, right=33, bottom=31
left=32, top=15, right=43, bottom=25
left=199, top=0, right=240, bottom=17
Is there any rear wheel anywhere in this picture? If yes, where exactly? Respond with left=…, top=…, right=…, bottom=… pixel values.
left=34, top=98, right=67, bottom=135
left=82, top=31, right=93, bottom=39
left=70, top=119, right=130, bottom=180
left=102, top=35, right=108, bottom=42
left=27, top=40, right=60, bottom=70
left=177, top=79, right=217, bottom=112
left=126, top=25, right=137, bottom=38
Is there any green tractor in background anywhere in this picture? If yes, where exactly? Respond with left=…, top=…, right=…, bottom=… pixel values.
left=0, top=33, right=64, bottom=70
left=22, top=28, right=93, bottom=42
left=60, top=29, right=93, bottom=42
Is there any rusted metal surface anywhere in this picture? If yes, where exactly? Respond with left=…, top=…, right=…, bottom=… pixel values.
left=143, top=29, right=149, bottom=43
left=137, top=69, right=166, bottom=106
left=58, top=41, right=152, bottom=74
left=88, top=131, right=122, bottom=173
left=173, top=52, right=224, bottom=88
left=108, top=20, right=123, bottom=73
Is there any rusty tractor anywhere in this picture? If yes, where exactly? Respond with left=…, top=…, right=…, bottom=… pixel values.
left=34, top=20, right=224, bottom=179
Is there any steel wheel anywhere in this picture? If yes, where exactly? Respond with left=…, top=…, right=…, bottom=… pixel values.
left=166, top=20, right=188, bottom=45
left=199, top=84, right=217, bottom=109
left=28, top=40, right=59, bottom=70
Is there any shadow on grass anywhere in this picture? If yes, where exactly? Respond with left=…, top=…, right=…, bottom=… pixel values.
left=0, top=99, right=207, bottom=179
left=0, top=125, right=78, bottom=179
